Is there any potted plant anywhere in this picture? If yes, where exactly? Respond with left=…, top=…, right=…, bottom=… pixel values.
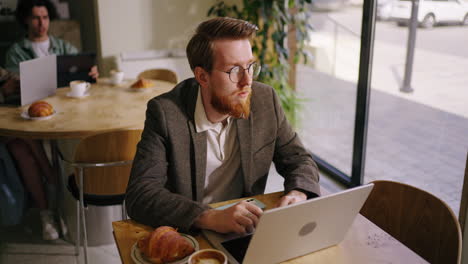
left=208, top=0, right=313, bottom=126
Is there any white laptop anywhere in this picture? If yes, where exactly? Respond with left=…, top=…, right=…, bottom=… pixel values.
left=202, top=183, right=374, bottom=264
left=19, top=55, right=57, bottom=106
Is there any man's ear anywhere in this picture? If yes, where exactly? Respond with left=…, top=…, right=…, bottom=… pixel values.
left=194, top=66, right=209, bottom=88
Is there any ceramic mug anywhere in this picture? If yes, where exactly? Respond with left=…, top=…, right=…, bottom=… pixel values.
left=110, top=70, right=125, bottom=85
left=69, top=80, right=90, bottom=97
left=188, top=249, right=228, bottom=264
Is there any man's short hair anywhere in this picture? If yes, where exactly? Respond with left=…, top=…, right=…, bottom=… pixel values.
left=186, top=17, right=258, bottom=73
left=15, top=0, right=58, bottom=30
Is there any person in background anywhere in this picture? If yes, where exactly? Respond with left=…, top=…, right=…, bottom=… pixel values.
left=2, top=0, right=97, bottom=241
left=126, top=17, right=320, bottom=234
left=5, top=0, right=98, bottom=78
left=0, top=66, right=58, bottom=240
left=0, top=67, right=19, bottom=104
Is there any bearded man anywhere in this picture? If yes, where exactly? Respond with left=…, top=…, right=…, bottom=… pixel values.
left=126, top=17, right=320, bottom=234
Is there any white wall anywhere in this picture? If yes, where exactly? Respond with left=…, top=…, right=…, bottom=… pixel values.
left=94, top=0, right=240, bottom=75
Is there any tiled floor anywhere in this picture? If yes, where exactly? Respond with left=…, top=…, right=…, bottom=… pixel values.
left=0, top=208, right=121, bottom=264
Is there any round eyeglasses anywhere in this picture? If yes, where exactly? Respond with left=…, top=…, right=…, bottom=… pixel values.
left=218, top=62, right=261, bottom=83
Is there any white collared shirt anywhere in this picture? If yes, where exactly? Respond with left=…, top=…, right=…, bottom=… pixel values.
left=195, top=88, right=243, bottom=204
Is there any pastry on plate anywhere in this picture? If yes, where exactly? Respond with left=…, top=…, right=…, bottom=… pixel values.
left=137, top=226, right=195, bottom=264
left=131, top=78, right=154, bottom=89
left=28, top=101, right=54, bottom=117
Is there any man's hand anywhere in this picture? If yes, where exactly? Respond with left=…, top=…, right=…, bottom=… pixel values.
left=88, top=65, right=99, bottom=80
left=194, top=200, right=263, bottom=234
left=275, top=190, right=307, bottom=208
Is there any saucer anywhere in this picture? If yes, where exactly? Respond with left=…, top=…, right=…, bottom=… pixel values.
left=21, top=110, right=57, bottom=121
left=66, top=91, right=90, bottom=98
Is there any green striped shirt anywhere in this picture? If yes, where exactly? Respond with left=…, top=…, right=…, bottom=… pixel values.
left=4, top=35, right=78, bottom=73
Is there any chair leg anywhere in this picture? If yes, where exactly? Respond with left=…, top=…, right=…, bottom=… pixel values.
left=78, top=169, right=89, bottom=264
left=122, top=200, right=127, bottom=220
left=75, top=200, right=80, bottom=257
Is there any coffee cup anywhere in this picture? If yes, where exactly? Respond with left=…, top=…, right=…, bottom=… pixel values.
left=110, top=70, right=124, bottom=85
left=188, top=249, right=227, bottom=264
left=69, top=80, right=90, bottom=97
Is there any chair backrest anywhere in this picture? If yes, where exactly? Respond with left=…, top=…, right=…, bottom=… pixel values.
left=360, top=180, right=462, bottom=264
left=137, top=68, right=178, bottom=83
left=459, top=153, right=468, bottom=233
left=73, top=129, right=142, bottom=196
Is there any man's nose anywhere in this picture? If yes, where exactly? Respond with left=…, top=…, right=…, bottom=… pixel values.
left=238, top=70, right=252, bottom=88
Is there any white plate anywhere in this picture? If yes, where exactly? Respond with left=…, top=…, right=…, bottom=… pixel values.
left=131, top=234, right=199, bottom=264
left=66, top=91, right=90, bottom=98
left=21, top=110, right=57, bottom=121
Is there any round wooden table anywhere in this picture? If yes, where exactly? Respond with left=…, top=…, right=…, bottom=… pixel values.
left=0, top=79, right=174, bottom=139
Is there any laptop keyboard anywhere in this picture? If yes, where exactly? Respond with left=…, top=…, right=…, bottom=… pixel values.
left=221, top=235, right=253, bottom=263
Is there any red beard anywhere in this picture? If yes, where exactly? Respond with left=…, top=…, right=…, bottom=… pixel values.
left=211, top=88, right=252, bottom=119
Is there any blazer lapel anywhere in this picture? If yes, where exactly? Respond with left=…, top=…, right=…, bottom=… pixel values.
left=236, top=117, right=253, bottom=194
left=188, top=123, right=207, bottom=203
left=185, top=81, right=207, bottom=203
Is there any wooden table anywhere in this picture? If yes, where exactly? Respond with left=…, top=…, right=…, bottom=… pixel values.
left=112, top=192, right=429, bottom=264
left=0, top=79, right=173, bottom=139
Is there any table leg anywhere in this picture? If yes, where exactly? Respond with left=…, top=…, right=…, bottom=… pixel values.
left=50, top=139, right=67, bottom=237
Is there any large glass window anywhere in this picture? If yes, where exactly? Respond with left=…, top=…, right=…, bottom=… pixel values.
left=297, top=4, right=364, bottom=180
left=367, top=2, right=468, bottom=214
left=297, top=0, right=467, bottom=215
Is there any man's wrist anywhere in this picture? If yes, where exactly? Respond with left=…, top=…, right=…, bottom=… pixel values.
left=287, top=189, right=307, bottom=200
left=292, top=188, right=319, bottom=199
left=193, top=209, right=215, bottom=230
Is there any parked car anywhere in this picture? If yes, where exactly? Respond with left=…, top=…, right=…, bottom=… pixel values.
left=310, top=0, right=350, bottom=11
left=390, top=0, right=468, bottom=28
left=377, top=0, right=396, bottom=20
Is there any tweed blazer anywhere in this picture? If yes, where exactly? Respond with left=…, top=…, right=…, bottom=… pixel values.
left=126, top=78, right=320, bottom=232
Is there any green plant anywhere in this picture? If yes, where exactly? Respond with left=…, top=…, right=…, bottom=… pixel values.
left=208, top=0, right=313, bottom=126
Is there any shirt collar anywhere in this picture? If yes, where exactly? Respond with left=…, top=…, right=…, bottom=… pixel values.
left=20, top=35, right=56, bottom=51
left=194, top=87, right=232, bottom=133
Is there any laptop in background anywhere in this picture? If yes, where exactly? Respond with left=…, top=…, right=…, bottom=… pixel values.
left=202, top=184, right=374, bottom=264
left=56, top=53, right=96, bottom=88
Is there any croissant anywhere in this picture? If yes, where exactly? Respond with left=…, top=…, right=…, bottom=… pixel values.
left=28, top=101, right=54, bottom=117
left=137, top=226, right=195, bottom=264
left=131, top=78, right=154, bottom=89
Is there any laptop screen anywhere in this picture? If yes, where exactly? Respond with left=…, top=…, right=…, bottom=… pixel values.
left=221, top=235, right=253, bottom=263
left=56, top=53, right=96, bottom=88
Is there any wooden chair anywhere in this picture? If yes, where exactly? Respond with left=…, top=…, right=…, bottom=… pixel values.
left=137, top=68, right=178, bottom=83
left=63, top=129, right=142, bottom=264
left=360, top=180, right=462, bottom=264
left=459, top=153, right=468, bottom=233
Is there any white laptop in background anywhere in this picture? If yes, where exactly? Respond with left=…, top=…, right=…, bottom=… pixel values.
left=19, top=55, right=57, bottom=106
left=202, top=183, right=374, bottom=264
